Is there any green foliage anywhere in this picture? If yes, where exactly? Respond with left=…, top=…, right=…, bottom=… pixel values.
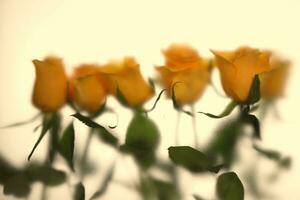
left=204, top=120, right=242, bottom=168
left=139, top=176, right=181, bottom=200
left=0, top=155, right=18, bottom=184
left=0, top=155, right=66, bottom=198
left=168, top=146, right=222, bottom=173
left=151, top=178, right=181, bottom=200
left=198, top=101, right=237, bottom=118
left=193, top=194, right=206, bottom=200
left=3, top=173, right=31, bottom=198
left=216, top=172, right=244, bottom=200
left=121, top=112, right=160, bottom=169
left=253, top=144, right=292, bottom=169
left=72, top=113, right=118, bottom=147
left=25, top=164, right=66, bottom=186
left=58, top=122, right=75, bottom=170
left=241, top=113, right=261, bottom=139
left=74, top=182, right=85, bottom=200
left=90, top=164, right=115, bottom=199
left=27, top=113, right=59, bottom=161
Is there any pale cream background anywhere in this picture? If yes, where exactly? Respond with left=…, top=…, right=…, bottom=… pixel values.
left=0, top=0, right=300, bottom=199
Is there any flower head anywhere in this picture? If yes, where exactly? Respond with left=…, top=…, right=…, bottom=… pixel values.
left=211, top=46, right=271, bottom=102
left=156, top=44, right=211, bottom=105
left=260, top=55, right=291, bottom=99
left=99, top=57, right=154, bottom=108
left=32, top=56, right=67, bottom=112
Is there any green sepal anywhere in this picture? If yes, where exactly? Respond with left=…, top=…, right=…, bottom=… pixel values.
left=171, top=82, right=193, bottom=116
left=148, top=77, right=156, bottom=93
left=146, top=89, right=166, bottom=113
left=246, top=75, right=261, bottom=105
left=198, top=101, right=237, bottom=119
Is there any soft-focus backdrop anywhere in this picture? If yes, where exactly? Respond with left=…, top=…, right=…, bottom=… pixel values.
left=1, top=0, right=300, bottom=199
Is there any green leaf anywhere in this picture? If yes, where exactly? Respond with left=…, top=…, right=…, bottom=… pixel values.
left=3, top=173, right=31, bottom=198
left=0, top=155, right=18, bottom=184
left=253, top=144, right=291, bottom=169
left=25, top=165, right=66, bottom=186
left=27, top=113, right=56, bottom=161
left=242, top=114, right=261, bottom=139
left=121, top=112, right=160, bottom=169
left=72, top=113, right=118, bottom=147
left=150, top=177, right=181, bottom=200
left=198, top=101, right=237, bottom=118
left=74, top=182, right=85, bottom=200
left=58, top=122, right=75, bottom=170
left=146, top=89, right=166, bottom=112
left=116, top=86, right=129, bottom=107
left=168, top=146, right=221, bottom=173
left=247, top=75, right=260, bottom=105
left=93, top=128, right=118, bottom=147
left=90, top=164, right=115, bottom=199
left=216, top=172, right=244, bottom=200
left=193, top=194, right=206, bottom=200
left=204, top=119, right=242, bottom=168
left=253, top=144, right=280, bottom=160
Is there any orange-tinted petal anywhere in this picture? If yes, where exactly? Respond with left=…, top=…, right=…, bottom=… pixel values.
left=73, top=75, right=106, bottom=113
left=32, top=56, right=67, bottom=112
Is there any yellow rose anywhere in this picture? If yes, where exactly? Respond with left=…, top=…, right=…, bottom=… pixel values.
left=98, top=57, right=154, bottom=108
left=211, top=47, right=271, bottom=102
left=260, top=55, right=291, bottom=99
left=32, top=56, right=67, bottom=112
left=156, top=44, right=211, bottom=105
left=72, top=76, right=107, bottom=113
left=69, top=64, right=108, bottom=113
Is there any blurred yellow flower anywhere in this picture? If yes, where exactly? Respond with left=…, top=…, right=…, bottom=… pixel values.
left=260, top=55, right=291, bottom=99
left=73, top=76, right=107, bottom=113
left=32, top=56, right=67, bottom=112
left=156, top=44, right=211, bottom=105
left=99, top=57, right=154, bottom=108
left=211, top=47, right=271, bottom=102
left=69, top=64, right=108, bottom=113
